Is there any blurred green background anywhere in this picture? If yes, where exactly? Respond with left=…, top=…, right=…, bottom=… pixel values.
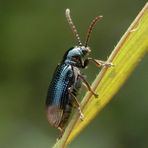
left=0, top=0, right=148, bottom=148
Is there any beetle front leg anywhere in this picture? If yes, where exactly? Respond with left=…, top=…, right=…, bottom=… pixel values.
left=78, top=74, right=98, bottom=98
left=68, top=88, right=84, bottom=120
left=88, top=57, right=114, bottom=67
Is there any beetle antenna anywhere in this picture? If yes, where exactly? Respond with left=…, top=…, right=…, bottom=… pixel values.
left=65, top=8, right=82, bottom=46
left=84, top=15, right=103, bottom=47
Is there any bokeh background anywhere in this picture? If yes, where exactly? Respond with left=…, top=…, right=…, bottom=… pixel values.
left=0, top=0, right=148, bottom=148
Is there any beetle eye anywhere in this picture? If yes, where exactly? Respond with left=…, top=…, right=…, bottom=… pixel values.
left=72, top=56, right=79, bottom=61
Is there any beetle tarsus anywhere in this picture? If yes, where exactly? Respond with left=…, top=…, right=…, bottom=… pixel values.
left=78, top=107, right=84, bottom=121
left=101, top=61, right=114, bottom=67
left=88, top=58, right=114, bottom=68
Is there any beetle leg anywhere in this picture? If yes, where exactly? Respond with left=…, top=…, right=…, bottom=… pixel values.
left=57, top=127, right=64, bottom=139
left=58, top=127, right=63, bottom=132
left=68, top=88, right=84, bottom=120
left=78, top=74, right=98, bottom=98
left=78, top=107, right=84, bottom=120
left=88, top=57, right=114, bottom=67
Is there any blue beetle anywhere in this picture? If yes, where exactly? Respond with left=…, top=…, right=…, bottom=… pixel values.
left=46, top=9, right=112, bottom=134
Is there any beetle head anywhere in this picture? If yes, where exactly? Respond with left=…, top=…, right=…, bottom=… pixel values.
left=64, top=46, right=91, bottom=67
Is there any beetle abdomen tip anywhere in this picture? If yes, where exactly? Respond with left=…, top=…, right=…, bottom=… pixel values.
left=46, top=105, right=63, bottom=128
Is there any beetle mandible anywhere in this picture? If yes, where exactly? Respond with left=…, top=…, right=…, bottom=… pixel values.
left=46, top=9, right=113, bottom=134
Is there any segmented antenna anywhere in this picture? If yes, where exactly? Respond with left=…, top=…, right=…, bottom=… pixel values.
left=84, top=15, right=103, bottom=47
left=65, top=8, right=82, bottom=46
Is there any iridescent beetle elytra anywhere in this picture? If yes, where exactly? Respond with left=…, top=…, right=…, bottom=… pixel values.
left=46, top=8, right=113, bottom=136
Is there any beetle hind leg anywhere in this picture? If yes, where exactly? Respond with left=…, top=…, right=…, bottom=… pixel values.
left=68, top=88, right=84, bottom=120
left=78, top=107, right=84, bottom=120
